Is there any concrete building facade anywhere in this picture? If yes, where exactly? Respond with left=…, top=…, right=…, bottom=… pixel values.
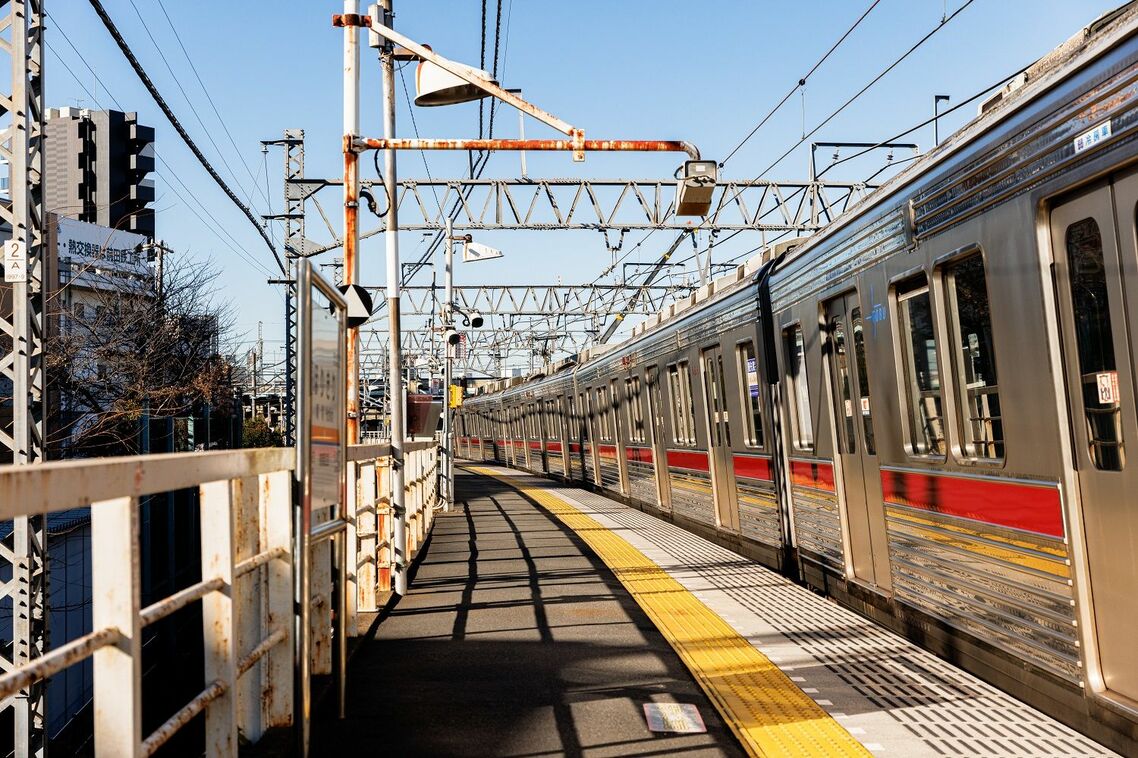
left=45, top=107, right=156, bottom=239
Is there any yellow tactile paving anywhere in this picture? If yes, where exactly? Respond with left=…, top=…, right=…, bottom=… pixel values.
left=464, top=465, right=871, bottom=758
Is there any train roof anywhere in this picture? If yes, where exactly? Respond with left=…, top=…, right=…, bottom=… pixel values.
left=465, top=1, right=1138, bottom=405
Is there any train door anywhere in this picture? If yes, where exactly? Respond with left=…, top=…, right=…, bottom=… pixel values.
left=700, top=346, right=740, bottom=532
left=645, top=365, right=672, bottom=511
left=824, top=291, right=891, bottom=591
left=1051, top=178, right=1138, bottom=704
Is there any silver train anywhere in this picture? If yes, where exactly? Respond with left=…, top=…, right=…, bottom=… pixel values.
left=456, top=5, right=1138, bottom=750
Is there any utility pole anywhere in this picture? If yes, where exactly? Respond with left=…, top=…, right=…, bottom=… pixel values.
left=254, top=321, right=263, bottom=419
left=262, top=129, right=305, bottom=446
left=375, top=0, right=408, bottom=595
left=0, top=2, right=47, bottom=755
left=442, top=218, right=457, bottom=512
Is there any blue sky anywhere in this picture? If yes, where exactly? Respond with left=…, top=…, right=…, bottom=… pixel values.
left=46, top=0, right=1121, bottom=369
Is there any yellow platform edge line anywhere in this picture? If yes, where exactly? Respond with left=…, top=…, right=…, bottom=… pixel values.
left=463, top=465, right=871, bottom=758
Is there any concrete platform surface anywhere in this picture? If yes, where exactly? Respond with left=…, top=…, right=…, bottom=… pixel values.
left=310, top=470, right=744, bottom=757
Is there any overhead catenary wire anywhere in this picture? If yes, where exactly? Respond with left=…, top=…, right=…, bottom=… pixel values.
left=45, top=35, right=279, bottom=283
left=153, top=0, right=274, bottom=209
left=583, top=2, right=882, bottom=333
left=755, top=0, right=978, bottom=180
left=815, top=62, right=1034, bottom=179
left=675, top=53, right=1038, bottom=274
left=719, top=0, right=883, bottom=168
left=124, top=0, right=263, bottom=213
left=85, top=0, right=285, bottom=274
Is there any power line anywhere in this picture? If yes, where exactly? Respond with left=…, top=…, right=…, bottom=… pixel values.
left=44, top=33, right=279, bottom=281
left=720, top=0, right=883, bottom=167
left=756, top=0, right=978, bottom=180
left=85, top=0, right=285, bottom=274
left=125, top=0, right=263, bottom=213
left=153, top=0, right=274, bottom=209
left=815, top=62, right=1033, bottom=179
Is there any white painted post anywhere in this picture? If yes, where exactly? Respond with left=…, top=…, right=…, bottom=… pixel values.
left=310, top=506, right=333, bottom=675
left=377, top=459, right=392, bottom=593
left=357, top=460, right=378, bottom=613
left=233, top=476, right=262, bottom=742
left=344, top=459, right=360, bottom=632
left=200, top=480, right=238, bottom=757
left=92, top=496, right=143, bottom=758
left=260, top=470, right=294, bottom=728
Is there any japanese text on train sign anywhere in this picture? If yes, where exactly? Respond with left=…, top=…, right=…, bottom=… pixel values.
left=1074, top=121, right=1111, bottom=154
left=1096, top=371, right=1120, bottom=405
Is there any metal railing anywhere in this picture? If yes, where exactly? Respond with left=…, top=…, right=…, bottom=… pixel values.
left=0, top=440, right=440, bottom=756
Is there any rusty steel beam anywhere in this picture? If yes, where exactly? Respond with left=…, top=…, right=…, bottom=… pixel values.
left=353, top=136, right=700, bottom=160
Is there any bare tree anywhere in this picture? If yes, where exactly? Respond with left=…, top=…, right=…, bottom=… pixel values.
left=45, top=252, right=238, bottom=457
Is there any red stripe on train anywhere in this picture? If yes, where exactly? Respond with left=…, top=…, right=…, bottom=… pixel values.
left=733, top=454, right=773, bottom=481
left=789, top=459, right=835, bottom=491
left=667, top=449, right=709, bottom=472
left=528, top=441, right=542, bottom=451
left=597, top=443, right=619, bottom=459
left=625, top=446, right=653, bottom=464
left=881, top=470, right=1064, bottom=538
left=546, top=441, right=563, bottom=453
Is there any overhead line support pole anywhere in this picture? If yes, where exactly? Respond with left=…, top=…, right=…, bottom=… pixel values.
left=2, top=1, right=47, bottom=755
left=375, top=0, right=409, bottom=596
left=443, top=218, right=454, bottom=513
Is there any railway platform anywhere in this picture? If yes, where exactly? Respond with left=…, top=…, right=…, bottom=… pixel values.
left=310, top=463, right=1119, bottom=757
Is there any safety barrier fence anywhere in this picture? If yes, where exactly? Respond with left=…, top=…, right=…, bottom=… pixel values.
left=0, top=440, right=439, bottom=756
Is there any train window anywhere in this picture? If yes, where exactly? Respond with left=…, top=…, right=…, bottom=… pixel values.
left=897, top=276, right=946, bottom=456
left=597, top=387, right=612, bottom=441
left=784, top=325, right=814, bottom=450
left=668, top=361, right=697, bottom=445
left=1066, top=217, right=1123, bottom=470
left=626, top=377, right=646, bottom=443
left=945, top=254, right=1002, bottom=460
left=851, top=309, right=875, bottom=455
left=736, top=342, right=764, bottom=448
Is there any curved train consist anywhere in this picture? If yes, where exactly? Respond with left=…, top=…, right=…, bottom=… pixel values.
left=456, top=5, right=1138, bottom=749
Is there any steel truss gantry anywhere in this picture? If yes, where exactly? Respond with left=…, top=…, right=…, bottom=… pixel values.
left=293, top=176, right=876, bottom=255
left=390, top=282, right=694, bottom=317
left=361, top=326, right=598, bottom=377
left=0, top=1, right=47, bottom=755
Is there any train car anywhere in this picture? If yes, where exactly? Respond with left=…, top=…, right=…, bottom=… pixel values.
left=457, top=5, right=1138, bottom=748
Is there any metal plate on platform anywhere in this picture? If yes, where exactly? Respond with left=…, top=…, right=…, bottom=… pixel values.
left=643, top=702, right=707, bottom=733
